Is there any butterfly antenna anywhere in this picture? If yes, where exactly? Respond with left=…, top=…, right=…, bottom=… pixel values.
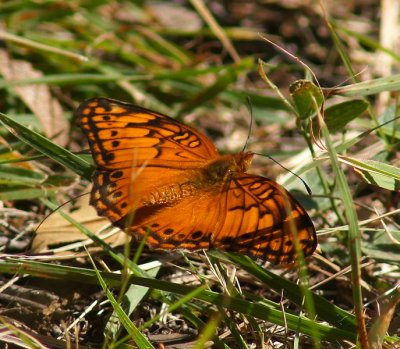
left=242, top=96, right=254, bottom=152
left=34, top=192, right=90, bottom=234
left=253, top=152, right=312, bottom=196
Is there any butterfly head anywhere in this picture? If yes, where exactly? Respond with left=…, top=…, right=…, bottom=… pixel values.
left=233, top=151, right=254, bottom=173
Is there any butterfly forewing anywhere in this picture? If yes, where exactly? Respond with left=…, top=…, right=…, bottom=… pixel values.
left=77, top=98, right=317, bottom=263
left=77, top=98, right=219, bottom=168
left=77, top=97, right=219, bottom=222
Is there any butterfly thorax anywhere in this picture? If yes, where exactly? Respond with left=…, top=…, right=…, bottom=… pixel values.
left=201, top=151, right=254, bottom=183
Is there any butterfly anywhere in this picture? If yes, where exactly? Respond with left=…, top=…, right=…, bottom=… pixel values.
left=77, top=97, right=317, bottom=264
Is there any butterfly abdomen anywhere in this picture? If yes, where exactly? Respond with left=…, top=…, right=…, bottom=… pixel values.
left=143, top=182, right=198, bottom=205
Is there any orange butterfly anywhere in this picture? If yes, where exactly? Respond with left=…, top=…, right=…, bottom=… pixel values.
left=77, top=98, right=317, bottom=264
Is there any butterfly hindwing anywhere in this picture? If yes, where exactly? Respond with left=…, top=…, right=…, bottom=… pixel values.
left=217, top=174, right=317, bottom=263
left=119, top=173, right=316, bottom=264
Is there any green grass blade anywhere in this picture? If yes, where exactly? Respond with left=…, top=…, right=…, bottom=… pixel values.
left=317, top=104, right=368, bottom=347
left=0, top=112, right=93, bottom=179
left=324, top=74, right=400, bottom=97
left=224, top=253, right=356, bottom=330
left=0, top=259, right=356, bottom=342
left=340, top=156, right=400, bottom=191
left=87, top=253, right=155, bottom=349
left=105, top=266, right=161, bottom=343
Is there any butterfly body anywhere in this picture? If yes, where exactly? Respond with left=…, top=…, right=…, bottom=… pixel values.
left=77, top=97, right=317, bottom=264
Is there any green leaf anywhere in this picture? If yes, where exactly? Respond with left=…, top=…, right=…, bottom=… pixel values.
left=290, top=80, right=324, bottom=119
left=324, top=100, right=368, bottom=133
